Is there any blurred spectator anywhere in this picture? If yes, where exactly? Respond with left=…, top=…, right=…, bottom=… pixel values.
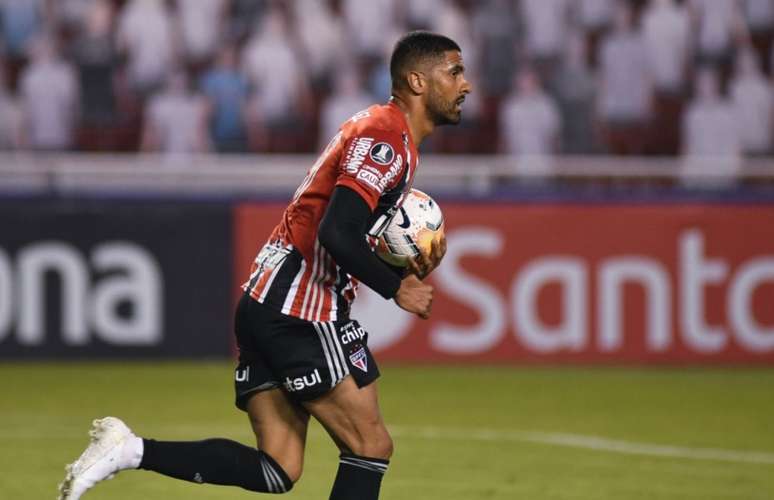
left=0, top=0, right=44, bottom=57
left=229, top=0, right=268, bottom=42
left=199, top=45, right=248, bottom=153
left=642, top=0, right=691, bottom=154
left=689, top=0, right=747, bottom=74
left=116, top=0, right=175, bottom=94
left=342, top=0, right=398, bottom=62
left=431, top=1, right=478, bottom=76
left=598, top=4, right=652, bottom=154
left=0, top=63, right=25, bottom=149
left=53, top=0, right=94, bottom=34
left=19, top=37, right=79, bottom=151
left=402, top=0, right=444, bottom=30
left=318, top=68, right=373, bottom=149
left=551, top=33, right=597, bottom=153
left=175, top=0, right=227, bottom=67
left=293, top=0, right=346, bottom=93
left=472, top=0, right=520, bottom=97
left=643, top=0, right=691, bottom=93
left=141, top=70, right=210, bottom=154
left=499, top=69, right=560, bottom=156
left=729, top=48, right=773, bottom=155
left=745, top=0, right=774, bottom=74
left=520, top=0, right=571, bottom=79
left=242, top=7, right=311, bottom=151
left=70, top=0, right=117, bottom=126
left=574, top=0, right=615, bottom=66
left=682, top=68, right=741, bottom=157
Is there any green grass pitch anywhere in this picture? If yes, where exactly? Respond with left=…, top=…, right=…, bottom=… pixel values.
left=1, top=362, right=772, bottom=499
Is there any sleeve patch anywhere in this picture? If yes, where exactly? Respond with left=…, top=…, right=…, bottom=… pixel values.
left=369, top=142, right=395, bottom=165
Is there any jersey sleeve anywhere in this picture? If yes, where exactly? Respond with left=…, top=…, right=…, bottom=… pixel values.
left=336, top=128, right=406, bottom=211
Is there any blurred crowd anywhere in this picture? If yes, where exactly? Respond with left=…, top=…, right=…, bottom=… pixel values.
left=1, top=0, right=774, bottom=159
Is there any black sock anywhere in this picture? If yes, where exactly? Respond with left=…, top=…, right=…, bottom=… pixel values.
left=329, top=453, right=389, bottom=500
left=139, top=438, right=292, bottom=494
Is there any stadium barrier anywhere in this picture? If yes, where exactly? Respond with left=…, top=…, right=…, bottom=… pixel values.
left=0, top=200, right=233, bottom=359
left=1, top=154, right=773, bottom=363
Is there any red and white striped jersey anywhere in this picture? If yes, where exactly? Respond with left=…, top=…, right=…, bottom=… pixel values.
left=242, top=101, right=419, bottom=322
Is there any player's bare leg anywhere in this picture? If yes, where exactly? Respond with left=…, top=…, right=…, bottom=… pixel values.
left=246, top=387, right=311, bottom=483
left=304, top=377, right=392, bottom=500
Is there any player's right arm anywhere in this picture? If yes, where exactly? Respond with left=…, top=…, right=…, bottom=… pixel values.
left=318, top=186, right=433, bottom=319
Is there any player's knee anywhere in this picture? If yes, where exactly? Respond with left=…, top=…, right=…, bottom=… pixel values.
left=349, top=428, right=394, bottom=460
left=253, top=450, right=298, bottom=494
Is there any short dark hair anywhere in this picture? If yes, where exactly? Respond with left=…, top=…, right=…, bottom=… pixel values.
left=390, top=31, right=461, bottom=91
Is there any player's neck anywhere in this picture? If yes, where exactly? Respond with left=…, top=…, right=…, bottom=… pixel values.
left=388, top=95, right=434, bottom=146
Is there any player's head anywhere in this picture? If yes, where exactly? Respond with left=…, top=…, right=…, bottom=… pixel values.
left=390, top=31, right=471, bottom=126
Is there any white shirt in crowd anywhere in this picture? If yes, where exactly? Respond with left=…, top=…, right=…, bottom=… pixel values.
left=19, top=56, right=78, bottom=150
left=729, top=55, right=773, bottom=154
left=599, top=31, right=652, bottom=121
left=683, top=73, right=741, bottom=157
left=500, top=89, right=560, bottom=155
left=293, top=0, right=345, bottom=81
left=241, top=11, right=305, bottom=121
left=521, top=0, right=571, bottom=58
left=642, top=0, right=691, bottom=91
left=342, top=0, right=396, bottom=58
left=176, top=0, right=225, bottom=62
left=575, top=0, right=615, bottom=30
left=744, top=0, right=774, bottom=32
left=117, top=0, right=175, bottom=89
left=690, top=0, right=741, bottom=56
left=145, top=89, right=209, bottom=154
left=318, top=72, right=373, bottom=149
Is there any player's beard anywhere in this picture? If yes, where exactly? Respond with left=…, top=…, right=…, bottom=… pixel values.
left=427, top=86, right=462, bottom=126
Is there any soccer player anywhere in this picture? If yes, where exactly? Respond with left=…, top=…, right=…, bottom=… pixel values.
left=59, top=31, right=471, bottom=500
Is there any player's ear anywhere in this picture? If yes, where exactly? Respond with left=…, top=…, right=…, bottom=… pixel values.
left=406, top=70, right=426, bottom=96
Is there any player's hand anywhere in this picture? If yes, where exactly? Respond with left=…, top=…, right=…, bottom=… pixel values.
left=408, top=235, right=447, bottom=279
left=394, top=274, right=434, bottom=319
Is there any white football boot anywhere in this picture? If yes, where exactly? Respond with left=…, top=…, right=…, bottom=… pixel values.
left=58, top=417, right=143, bottom=500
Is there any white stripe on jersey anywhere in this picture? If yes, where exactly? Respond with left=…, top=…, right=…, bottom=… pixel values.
left=281, top=258, right=307, bottom=315
left=314, top=248, right=333, bottom=322
left=300, top=240, right=321, bottom=320
left=306, top=241, right=323, bottom=321
left=328, top=261, right=341, bottom=322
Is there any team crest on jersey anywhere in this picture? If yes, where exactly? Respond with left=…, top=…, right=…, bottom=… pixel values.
left=369, top=142, right=394, bottom=165
left=349, top=347, right=368, bottom=372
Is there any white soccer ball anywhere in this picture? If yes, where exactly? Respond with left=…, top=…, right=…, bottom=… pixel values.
left=376, top=188, right=444, bottom=267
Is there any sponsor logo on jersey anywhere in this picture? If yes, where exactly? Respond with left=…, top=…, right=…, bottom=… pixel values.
left=341, top=321, right=366, bottom=345
left=349, top=347, right=368, bottom=372
left=345, top=137, right=375, bottom=174
left=284, top=369, right=322, bottom=392
left=369, top=142, right=395, bottom=165
left=357, top=170, right=382, bottom=191
left=376, top=154, right=403, bottom=191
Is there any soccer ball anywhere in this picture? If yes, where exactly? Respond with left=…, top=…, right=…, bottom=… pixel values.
left=376, top=189, right=444, bottom=267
